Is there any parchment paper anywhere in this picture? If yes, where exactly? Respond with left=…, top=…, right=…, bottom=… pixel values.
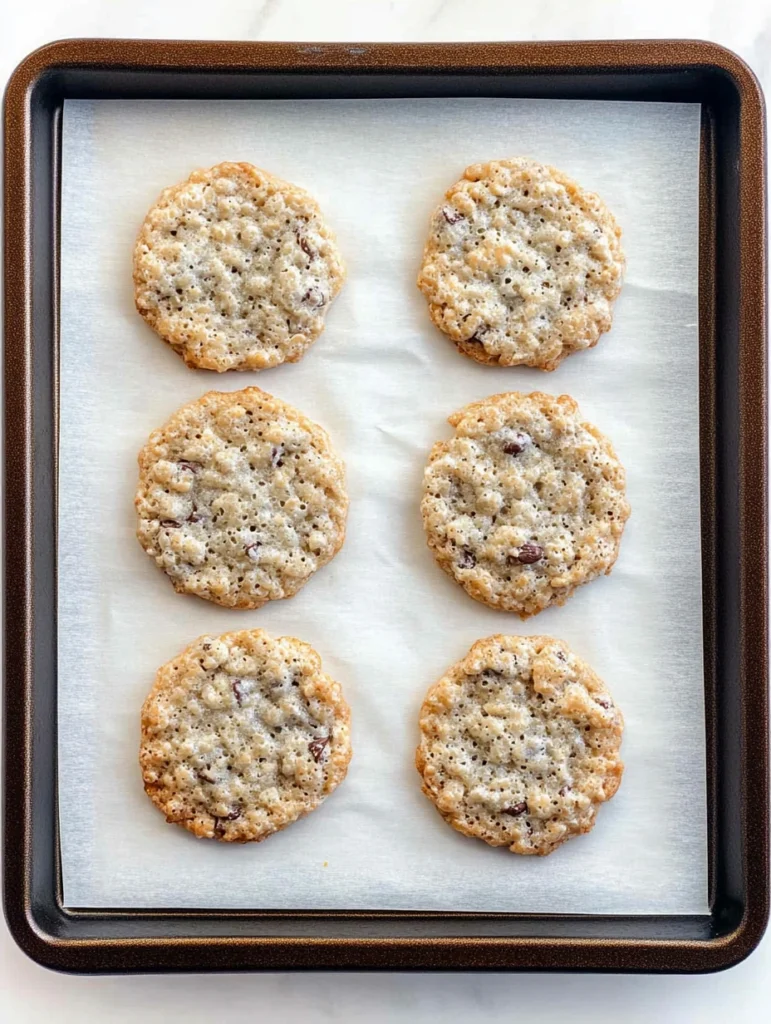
left=59, top=98, right=705, bottom=912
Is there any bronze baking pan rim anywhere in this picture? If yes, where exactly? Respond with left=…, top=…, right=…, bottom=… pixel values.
left=3, top=38, right=767, bottom=974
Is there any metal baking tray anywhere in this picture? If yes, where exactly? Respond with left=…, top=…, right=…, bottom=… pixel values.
left=3, top=38, right=768, bottom=974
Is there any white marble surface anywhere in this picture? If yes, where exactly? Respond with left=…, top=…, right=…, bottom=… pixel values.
left=2, top=0, right=769, bottom=1020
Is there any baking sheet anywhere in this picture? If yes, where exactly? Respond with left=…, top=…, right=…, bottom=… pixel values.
left=58, top=97, right=706, bottom=913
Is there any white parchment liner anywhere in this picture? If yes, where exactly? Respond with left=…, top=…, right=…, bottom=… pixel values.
left=59, top=98, right=705, bottom=912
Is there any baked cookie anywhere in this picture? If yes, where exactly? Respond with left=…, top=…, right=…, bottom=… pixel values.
left=135, top=387, right=347, bottom=609
left=133, top=162, right=345, bottom=371
left=421, top=391, right=629, bottom=617
left=416, top=635, right=623, bottom=855
left=417, top=158, right=624, bottom=369
left=140, top=630, right=352, bottom=842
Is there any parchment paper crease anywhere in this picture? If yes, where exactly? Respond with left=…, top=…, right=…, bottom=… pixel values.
left=59, top=98, right=706, bottom=912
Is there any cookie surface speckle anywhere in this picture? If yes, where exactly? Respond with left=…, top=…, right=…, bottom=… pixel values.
left=421, top=391, right=630, bottom=617
left=133, top=162, right=345, bottom=371
left=417, top=158, right=624, bottom=369
left=416, top=635, right=623, bottom=855
left=140, top=630, right=352, bottom=842
left=135, top=387, right=348, bottom=609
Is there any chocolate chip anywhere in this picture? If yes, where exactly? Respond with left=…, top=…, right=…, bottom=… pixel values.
left=271, top=445, right=284, bottom=468
left=556, top=650, right=567, bottom=662
left=187, top=511, right=204, bottom=524
left=465, top=330, right=486, bottom=345
left=309, top=736, right=330, bottom=762
left=458, top=548, right=476, bottom=569
left=213, top=807, right=242, bottom=834
left=302, top=287, right=326, bottom=308
left=197, top=769, right=217, bottom=784
left=202, top=643, right=211, bottom=651
left=502, top=432, right=531, bottom=455
left=509, top=542, right=544, bottom=565
left=502, top=802, right=528, bottom=816
left=160, top=519, right=181, bottom=528
left=246, top=543, right=261, bottom=561
left=596, top=697, right=612, bottom=709
left=232, top=679, right=245, bottom=706
left=558, top=786, right=571, bottom=797
left=296, top=233, right=315, bottom=259
left=178, top=460, right=200, bottom=473
left=442, top=207, right=463, bottom=225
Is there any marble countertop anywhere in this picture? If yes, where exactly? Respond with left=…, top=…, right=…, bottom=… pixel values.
left=2, top=1, right=769, bottom=1021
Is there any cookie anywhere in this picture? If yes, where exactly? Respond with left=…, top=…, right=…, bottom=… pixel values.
left=421, top=391, right=630, bottom=617
left=416, top=635, right=623, bottom=855
left=417, top=158, right=624, bottom=369
left=135, top=387, right=347, bottom=609
left=140, top=630, right=352, bottom=842
left=133, top=162, right=345, bottom=371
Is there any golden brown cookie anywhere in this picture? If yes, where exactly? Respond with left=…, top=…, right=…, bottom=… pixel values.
left=135, top=387, right=348, bottom=609
left=417, top=158, right=624, bottom=369
left=416, top=635, right=623, bottom=855
left=421, top=391, right=630, bottom=617
left=140, top=630, right=352, bottom=842
left=134, top=162, right=345, bottom=371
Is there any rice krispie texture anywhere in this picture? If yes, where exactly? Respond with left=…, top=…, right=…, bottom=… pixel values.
left=417, top=158, right=624, bottom=369
left=135, top=387, right=348, bottom=609
left=133, top=162, right=345, bottom=371
left=140, top=629, right=352, bottom=842
left=421, top=391, right=630, bottom=617
left=416, top=634, right=624, bottom=855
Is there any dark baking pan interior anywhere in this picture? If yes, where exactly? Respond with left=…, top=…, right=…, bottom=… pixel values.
left=3, top=39, right=768, bottom=973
